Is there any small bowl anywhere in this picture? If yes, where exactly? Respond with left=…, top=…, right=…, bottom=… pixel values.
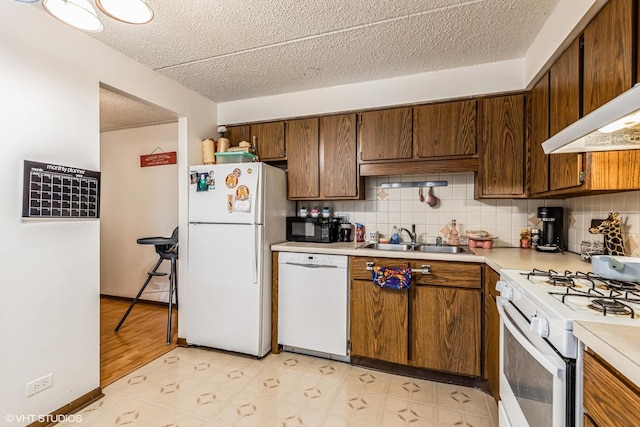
left=379, top=237, right=391, bottom=244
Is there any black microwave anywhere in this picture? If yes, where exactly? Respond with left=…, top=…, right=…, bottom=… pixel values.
left=286, top=216, right=340, bottom=243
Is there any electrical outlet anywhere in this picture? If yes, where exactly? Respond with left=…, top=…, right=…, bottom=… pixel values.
left=26, top=373, right=53, bottom=397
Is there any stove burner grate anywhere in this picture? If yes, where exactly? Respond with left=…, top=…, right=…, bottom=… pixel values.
left=588, top=298, right=635, bottom=318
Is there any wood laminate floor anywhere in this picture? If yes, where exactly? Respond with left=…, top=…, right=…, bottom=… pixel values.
left=100, top=297, right=178, bottom=387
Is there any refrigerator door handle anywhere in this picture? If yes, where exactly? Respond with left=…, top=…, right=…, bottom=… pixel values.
left=252, top=225, right=258, bottom=284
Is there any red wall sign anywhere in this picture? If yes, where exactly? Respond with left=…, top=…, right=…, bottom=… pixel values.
left=140, top=151, right=177, bottom=167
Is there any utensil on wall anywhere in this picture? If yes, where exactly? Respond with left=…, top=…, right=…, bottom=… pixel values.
left=418, top=187, right=425, bottom=202
left=426, top=187, right=438, bottom=207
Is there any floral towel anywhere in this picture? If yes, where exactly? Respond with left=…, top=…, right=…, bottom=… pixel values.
left=371, top=266, right=411, bottom=290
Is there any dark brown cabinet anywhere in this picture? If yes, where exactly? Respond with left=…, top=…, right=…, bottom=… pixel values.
left=529, top=73, right=550, bottom=195
left=225, top=122, right=285, bottom=161
left=285, top=118, right=319, bottom=199
left=286, top=114, right=361, bottom=200
left=411, top=284, right=481, bottom=376
left=413, top=100, right=477, bottom=158
left=350, top=256, right=482, bottom=377
left=477, top=94, right=527, bottom=198
left=225, top=125, right=250, bottom=147
left=358, top=108, right=412, bottom=161
left=320, top=114, right=361, bottom=199
left=484, top=266, right=500, bottom=402
left=583, top=0, right=634, bottom=115
left=250, top=122, right=286, bottom=160
left=549, top=37, right=584, bottom=192
left=583, top=349, right=640, bottom=426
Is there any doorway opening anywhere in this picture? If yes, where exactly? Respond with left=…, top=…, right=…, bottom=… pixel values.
left=99, top=84, right=180, bottom=387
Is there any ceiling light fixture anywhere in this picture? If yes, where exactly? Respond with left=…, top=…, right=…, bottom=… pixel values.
left=96, top=0, right=153, bottom=24
left=42, top=0, right=104, bottom=32
left=15, top=0, right=154, bottom=32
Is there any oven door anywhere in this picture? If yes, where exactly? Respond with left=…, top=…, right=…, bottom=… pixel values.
left=497, top=296, right=574, bottom=427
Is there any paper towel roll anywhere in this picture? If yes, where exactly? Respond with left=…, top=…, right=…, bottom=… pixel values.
left=217, top=137, right=230, bottom=153
left=202, top=139, right=215, bottom=164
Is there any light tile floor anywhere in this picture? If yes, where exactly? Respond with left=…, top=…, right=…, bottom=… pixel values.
left=65, top=347, right=498, bottom=427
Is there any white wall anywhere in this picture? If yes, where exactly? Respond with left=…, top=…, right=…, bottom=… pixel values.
left=0, top=2, right=216, bottom=422
left=101, top=123, right=179, bottom=302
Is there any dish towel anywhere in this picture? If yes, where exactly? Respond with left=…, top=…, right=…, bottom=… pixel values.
left=371, top=266, right=412, bottom=290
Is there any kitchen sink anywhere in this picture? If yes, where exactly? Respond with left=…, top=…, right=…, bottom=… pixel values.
left=360, top=243, right=418, bottom=251
left=417, top=245, right=473, bottom=254
left=359, top=242, right=473, bottom=254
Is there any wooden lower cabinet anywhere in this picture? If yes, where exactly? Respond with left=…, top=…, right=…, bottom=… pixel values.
left=582, top=349, right=640, bottom=426
left=350, top=279, right=408, bottom=364
left=411, top=285, right=481, bottom=376
left=349, top=256, right=482, bottom=377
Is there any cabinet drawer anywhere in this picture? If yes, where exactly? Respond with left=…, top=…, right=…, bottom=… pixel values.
left=410, top=260, right=482, bottom=288
left=350, top=256, right=410, bottom=280
left=583, top=350, right=640, bottom=426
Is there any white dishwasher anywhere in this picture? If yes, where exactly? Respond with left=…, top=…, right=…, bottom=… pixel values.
left=278, top=252, right=349, bottom=361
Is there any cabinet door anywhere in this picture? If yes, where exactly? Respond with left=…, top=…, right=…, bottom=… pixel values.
left=350, top=279, right=408, bottom=364
left=359, top=108, right=412, bottom=161
left=320, top=114, right=359, bottom=198
left=550, top=37, right=584, bottom=191
left=414, top=100, right=476, bottom=158
left=411, top=286, right=481, bottom=376
left=583, top=350, right=640, bottom=427
left=529, top=73, right=550, bottom=195
left=286, top=118, right=319, bottom=199
left=478, top=95, right=526, bottom=197
left=225, top=125, right=250, bottom=146
left=583, top=0, right=634, bottom=115
left=251, top=122, right=286, bottom=160
left=484, top=267, right=500, bottom=402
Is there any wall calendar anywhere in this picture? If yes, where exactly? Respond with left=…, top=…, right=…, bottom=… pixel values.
left=22, top=160, right=101, bottom=219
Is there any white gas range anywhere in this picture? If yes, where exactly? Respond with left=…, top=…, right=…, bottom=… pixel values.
left=497, top=267, right=640, bottom=427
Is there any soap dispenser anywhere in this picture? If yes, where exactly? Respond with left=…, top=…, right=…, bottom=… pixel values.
left=448, top=219, right=460, bottom=246
left=390, top=226, right=400, bottom=244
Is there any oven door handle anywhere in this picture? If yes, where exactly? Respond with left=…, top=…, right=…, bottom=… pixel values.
left=497, top=297, right=565, bottom=378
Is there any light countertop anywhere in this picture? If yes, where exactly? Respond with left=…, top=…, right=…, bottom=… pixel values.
left=574, top=321, right=640, bottom=387
left=271, top=242, right=589, bottom=273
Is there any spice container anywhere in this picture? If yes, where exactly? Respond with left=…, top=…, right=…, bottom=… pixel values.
left=530, top=228, right=540, bottom=249
left=355, top=223, right=365, bottom=242
left=520, top=228, right=531, bottom=249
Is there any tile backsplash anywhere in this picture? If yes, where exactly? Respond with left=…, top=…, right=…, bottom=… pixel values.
left=300, top=172, right=640, bottom=256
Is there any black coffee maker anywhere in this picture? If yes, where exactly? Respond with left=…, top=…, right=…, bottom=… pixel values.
left=537, top=207, right=564, bottom=252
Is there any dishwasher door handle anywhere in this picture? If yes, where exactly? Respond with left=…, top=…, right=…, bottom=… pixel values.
left=285, top=262, right=338, bottom=269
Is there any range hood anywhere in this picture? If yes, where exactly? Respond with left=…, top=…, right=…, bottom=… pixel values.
left=542, top=83, right=640, bottom=154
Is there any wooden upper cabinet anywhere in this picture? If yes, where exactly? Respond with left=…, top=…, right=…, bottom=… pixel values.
left=250, top=122, right=286, bottom=160
left=550, top=37, right=584, bottom=192
left=583, top=0, right=634, bottom=115
left=225, top=125, right=250, bottom=146
left=286, top=118, right=319, bottom=199
left=414, top=100, right=477, bottom=158
left=320, top=114, right=360, bottom=198
left=358, top=108, right=412, bottom=161
left=529, top=73, right=550, bottom=195
left=478, top=95, right=526, bottom=198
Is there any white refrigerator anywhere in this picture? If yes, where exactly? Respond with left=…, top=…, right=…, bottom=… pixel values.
left=186, top=162, right=291, bottom=357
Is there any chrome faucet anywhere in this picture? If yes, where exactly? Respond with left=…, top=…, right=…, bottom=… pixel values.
left=400, top=224, right=417, bottom=244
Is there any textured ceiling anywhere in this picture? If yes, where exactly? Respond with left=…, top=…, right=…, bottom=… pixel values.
left=84, top=0, right=559, bottom=103
left=99, top=87, right=177, bottom=132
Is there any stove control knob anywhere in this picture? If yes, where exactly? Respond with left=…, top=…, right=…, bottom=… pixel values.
left=496, top=280, right=506, bottom=292
left=530, top=317, right=550, bottom=338
left=501, top=284, right=514, bottom=301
